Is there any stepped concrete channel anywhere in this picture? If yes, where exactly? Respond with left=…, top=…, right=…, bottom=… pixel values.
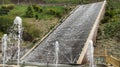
left=22, top=1, right=105, bottom=65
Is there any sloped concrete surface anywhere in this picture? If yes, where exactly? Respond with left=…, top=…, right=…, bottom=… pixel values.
left=23, top=2, right=103, bottom=64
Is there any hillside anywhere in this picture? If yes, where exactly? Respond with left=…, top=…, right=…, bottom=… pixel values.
left=0, top=0, right=103, bottom=4
left=95, top=0, right=120, bottom=58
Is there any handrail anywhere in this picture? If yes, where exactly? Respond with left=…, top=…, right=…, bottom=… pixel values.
left=106, top=55, right=120, bottom=67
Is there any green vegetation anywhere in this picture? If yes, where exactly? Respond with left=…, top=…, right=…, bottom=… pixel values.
left=0, top=0, right=103, bottom=5
left=25, top=5, right=68, bottom=19
left=96, top=0, right=120, bottom=58
left=0, top=16, right=13, bottom=33
left=45, top=0, right=80, bottom=4
left=0, top=4, right=14, bottom=15
left=25, top=6, right=35, bottom=18
left=0, top=4, right=71, bottom=46
left=98, top=0, right=120, bottom=41
left=44, top=0, right=103, bottom=4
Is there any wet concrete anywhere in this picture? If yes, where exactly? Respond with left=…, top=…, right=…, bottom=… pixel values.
left=23, top=2, right=103, bottom=64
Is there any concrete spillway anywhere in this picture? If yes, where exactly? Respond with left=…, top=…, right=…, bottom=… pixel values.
left=22, top=2, right=105, bottom=64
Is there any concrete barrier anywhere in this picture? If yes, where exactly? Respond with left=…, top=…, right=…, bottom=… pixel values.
left=77, top=0, right=106, bottom=64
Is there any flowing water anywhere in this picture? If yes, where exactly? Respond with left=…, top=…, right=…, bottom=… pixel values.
left=1, top=16, right=23, bottom=67
left=14, top=16, right=23, bottom=67
left=87, top=40, right=94, bottom=67
left=1, top=34, right=8, bottom=67
left=55, top=41, right=59, bottom=67
left=23, top=2, right=103, bottom=64
left=0, top=1, right=106, bottom=67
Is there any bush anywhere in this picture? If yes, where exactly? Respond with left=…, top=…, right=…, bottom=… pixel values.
left=47, top=9, right=56, bottom=15
left=101, top=10, right=114, bottom=24
left=55, top=12, right=62, bottom=18
left=0, top=4, right=15, bottom=15
left=0, top=9, right=9, bottom=15
left=101, top=16, right=110, bottom=24
left=23, top=31, right=33, bottom=41
left=0, top=16, right=13, bottom=33
left=1, top=4, right=14, bottom=10
left=32, top=5, right=39, bottom=12
left=105, top=10, right=114, bottom=18
left=23, top=22, right=41, bottom=41
left=46, top=8, right=62, bottom=18
left=32, top=5, right=43, bottom=13
left=25, top=6, right=35, bottom=18
left=39, top=8, right=43, bottom=13
left=63, top=7, right=69, bottom=13
left=104, top=21, right=120, bottom=38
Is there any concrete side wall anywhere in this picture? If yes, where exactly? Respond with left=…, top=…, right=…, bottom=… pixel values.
left=77, top=0, right=106, bottom=64
left=92, top=5, right=106, bottom=43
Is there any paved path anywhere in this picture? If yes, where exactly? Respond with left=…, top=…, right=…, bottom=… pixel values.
left=23, top=2, right=103, bottom=64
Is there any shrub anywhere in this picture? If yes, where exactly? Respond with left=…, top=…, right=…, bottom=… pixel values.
left=23, top=22, right=41, bottom=41
left=101, top=16, right=110, bottom=24
left=63, top=7, right=69, bottom=13
left=1, top=4, right=14, bottom=10
left=25, top=6, right=35, bottom=18
left=35, top=14, right=39, bottom=20
left=39, top=8, right=43, bottom=13
left=0, top=9, right=9, bottom=15
left=46, top=8, right=63, bottom=18
left=55, top=12, right=62, bottom=18
left=104, top=21, right=120, bottom=38
left=101, top=10, right=114, bottom=24
left=0, top=4, right=15, bottom=15
left=47, top=9, right=56, bottom=15
left=105, top=11, right=114, bottom=18
left=0, top=16, right=13, bottom=33
left=32, top=5, right=43, bottom=13
left=23, top=31, right=33, bottom=41
left=32, top=5, right=39, bottom=12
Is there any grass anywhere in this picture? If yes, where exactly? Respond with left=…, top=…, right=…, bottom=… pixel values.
left=8, top=5, right=27, bottom=17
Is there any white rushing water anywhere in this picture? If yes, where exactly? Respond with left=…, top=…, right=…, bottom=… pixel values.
left=55, top=41, right=59, bottom=67
left=23, top=2, right=103, bottom=64
left=87, top=40, right=94, bottom=67
left=1, top=16, right=23, bottom=67
left=2, top=34, right=8, bottom=67
left=14, top=16, right=22, bottom=67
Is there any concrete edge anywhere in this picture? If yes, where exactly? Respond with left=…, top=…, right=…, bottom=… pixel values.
left=20, top=5, right=80, bottom=61
left=77, top=0, right=107, bottom=64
